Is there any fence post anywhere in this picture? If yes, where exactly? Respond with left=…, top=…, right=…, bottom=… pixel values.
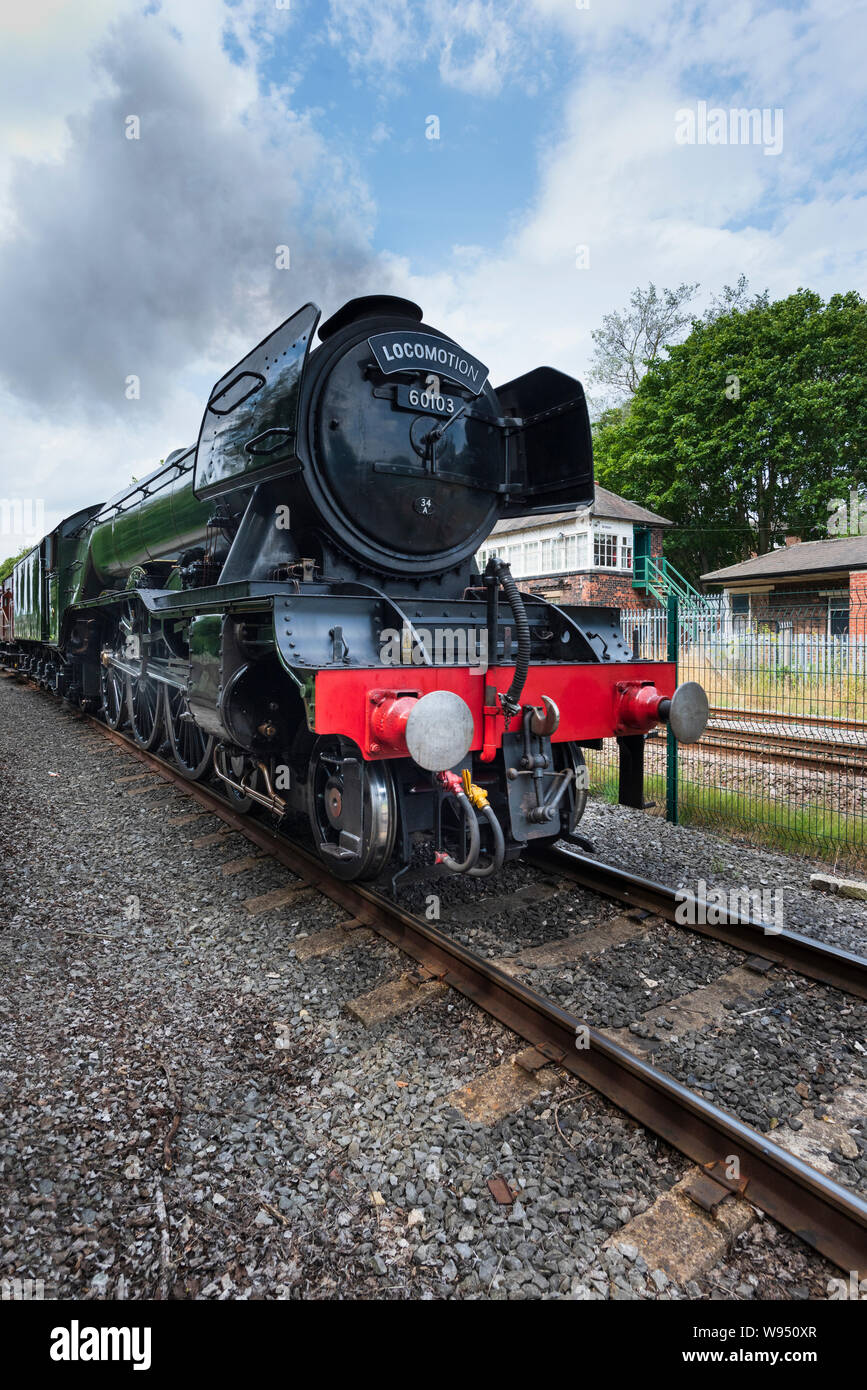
left=666, top=592, right=679, bottom=825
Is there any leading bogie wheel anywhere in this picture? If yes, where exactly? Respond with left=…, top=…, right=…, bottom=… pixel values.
left=100, top=664, right=129, bottom=731
left=306, top=737, right=395, bottom=881
left=562, top=742, right=588, bottom=831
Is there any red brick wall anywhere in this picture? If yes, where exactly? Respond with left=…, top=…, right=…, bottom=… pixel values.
left=850, top=570, right=867, bottom=639
left=649, top=526, right=665, bottom=558
left=526, top=571, right=649, bottom=607
left=748, top=581, right=848, bottom=635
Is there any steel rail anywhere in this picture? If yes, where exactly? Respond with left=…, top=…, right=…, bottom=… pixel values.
left=708, top=705, right=865, bottom=734
left=528, top=843, right=867, bottom=1001
left=699, top=732, right=865, bottom=773
left=7, top=679, right=867, bottom=1275
left=704, top=728, right=864, bottom=757
left=647, top=726, right=865, bottom=774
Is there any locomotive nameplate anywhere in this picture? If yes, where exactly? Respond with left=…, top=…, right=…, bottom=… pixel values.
left=393, top=384, right=462, bottom=418
left=368, top=332, right=488, bottom=395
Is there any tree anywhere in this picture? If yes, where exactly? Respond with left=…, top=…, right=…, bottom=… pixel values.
left=703, top=273, right=755, bottom=323
left=592, top=288, right=867, bottom=584
left=0, top=547, right=28, bottom=583
left=588, top=281, right=699, bottom=408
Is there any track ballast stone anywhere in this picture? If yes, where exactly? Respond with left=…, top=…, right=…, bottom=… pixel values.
left=0, top=679, right=853, bottom=1299
left=580, top=799, right=867, bottom=955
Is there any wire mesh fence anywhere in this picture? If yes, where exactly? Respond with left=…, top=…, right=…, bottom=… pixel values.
left=587, top=589, right=867, bottom=869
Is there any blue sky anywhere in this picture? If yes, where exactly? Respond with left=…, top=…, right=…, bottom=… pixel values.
left=0, top=0, right=865, bottom=538
left=271, top=5, right=569, bottom=262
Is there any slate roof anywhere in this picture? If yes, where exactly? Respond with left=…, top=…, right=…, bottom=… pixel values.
left=488, top=485, right=672, bottom=536
left=702, top=536, right=867, bottom=585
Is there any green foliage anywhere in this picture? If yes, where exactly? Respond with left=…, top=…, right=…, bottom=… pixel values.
left=0, top=546, right=28, bottom=583
left=592, top=287, right=867, bottom=583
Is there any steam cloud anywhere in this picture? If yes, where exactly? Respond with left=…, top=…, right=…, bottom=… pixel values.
left=0, top=6, right=382, bottom=421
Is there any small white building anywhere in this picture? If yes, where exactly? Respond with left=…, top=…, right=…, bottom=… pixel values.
left=477, top=485, right=672, bottom=606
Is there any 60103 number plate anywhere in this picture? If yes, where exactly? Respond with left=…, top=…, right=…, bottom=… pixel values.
left=394, top=384, right=461, bottom=418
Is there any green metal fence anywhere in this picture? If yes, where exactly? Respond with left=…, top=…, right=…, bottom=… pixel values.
left=585, top=589, right=867, bottom=869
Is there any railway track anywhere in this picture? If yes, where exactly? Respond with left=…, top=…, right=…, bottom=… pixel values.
left=697, top=734, right=865, bottom=775
left=648, top=726, right=864, bottom=775
left=527, top=845, right=867, bottom=1000
left=692, top=706, right=867, bottom=775
left=709, top=706, right=866, bottom=735
left=9, top=670, right=865, bottom=1278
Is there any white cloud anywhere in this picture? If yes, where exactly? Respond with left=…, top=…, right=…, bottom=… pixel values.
left=319, top=0, right=866, bottom=398
left=0, top=1, right=378, bottom=419
left=325, top=0, right=420, bottom=74
left=0, top=381, right=205, bottom=538
left=377, top=0, right=867, bottom=392
left=0, top=0, right=382, bottom=535
left=436, top=3, right=526, bottom=97
left=0, top=0, right=119, bottom=231
left=1, top=0, right=864, bottom=553
left=326, top=0, right=547, bottom=97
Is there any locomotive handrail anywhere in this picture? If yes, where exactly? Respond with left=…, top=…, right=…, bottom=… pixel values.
left=244, top=427, right=296, bottom=456
left=207, top=370, right=265, bottom=416
left=329, top=579, right=435, bottom=666
left=70, top=451, right=196, bottom=535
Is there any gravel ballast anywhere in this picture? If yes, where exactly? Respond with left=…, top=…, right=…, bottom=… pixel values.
left=0, top=678, right=855, bottom=1299
left=579, top=799, right=867, bottom=956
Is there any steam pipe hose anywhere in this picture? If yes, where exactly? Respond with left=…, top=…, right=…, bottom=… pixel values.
left=487, top=557, right=530, bottom=718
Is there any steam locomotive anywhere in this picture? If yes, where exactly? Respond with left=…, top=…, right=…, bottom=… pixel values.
left=0, top=295, right=708, bottom=882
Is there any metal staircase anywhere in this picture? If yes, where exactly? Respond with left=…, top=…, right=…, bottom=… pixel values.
left=634, top=554, right=706, bottom=607
left=633, top=555, right=718, bottom=646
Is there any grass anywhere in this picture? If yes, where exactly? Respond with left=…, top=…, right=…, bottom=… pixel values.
left=678, top=653, right=867, bottom=722
left=585, top=611, right=867, bottom=865
left=586, top=760, right=867, bottom=872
